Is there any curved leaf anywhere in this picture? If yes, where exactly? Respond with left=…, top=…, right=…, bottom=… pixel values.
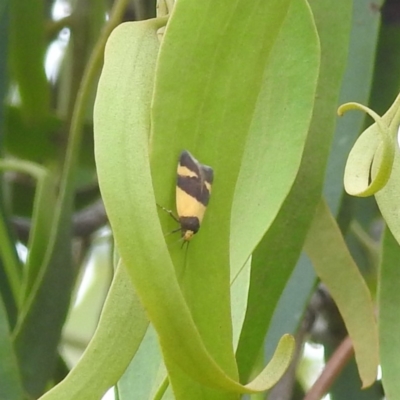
left=304, top=199, right=378, bottom=388
left=94, top=13, right=294, bottom=397
left=38, top=263, right=148, bottom=400
left=341, top=93, right=400, bottom=197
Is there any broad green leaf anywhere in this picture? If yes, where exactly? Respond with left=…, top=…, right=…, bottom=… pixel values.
left=0, top=295, right=24, bottom=400
left=304, top=198, right=378, bottom=388
left=94, top=14, right=294, bottom=398
left=236, top=0, right=352, bottom=381
left=39, top=263, right=149, bottom=400
left=230, top=0, right=319, bottom=279
left=378, top=226, right=400, bottom=400
left=150, top=0, right=295, bottom=396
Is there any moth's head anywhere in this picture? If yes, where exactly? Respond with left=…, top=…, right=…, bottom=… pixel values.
left=182, top=229, right=195, bottom=241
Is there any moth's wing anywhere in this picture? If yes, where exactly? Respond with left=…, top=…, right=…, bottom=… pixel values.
left=176, top=151, right=212, bottom=223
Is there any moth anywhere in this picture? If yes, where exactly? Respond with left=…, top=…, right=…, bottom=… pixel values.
left=159, top=150, right=214, bottom=242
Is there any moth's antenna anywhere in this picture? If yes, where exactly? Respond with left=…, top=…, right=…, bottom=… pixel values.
left=156, top=203, right=179, bottom=223
left=164, top=227, right=181, bottom=238
left=178, top=240, right=190, bottom=282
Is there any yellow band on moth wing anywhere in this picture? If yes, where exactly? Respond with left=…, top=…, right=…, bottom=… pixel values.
left=176, top=187, right=207, bottom=222
left=177, top=165, right=199, bottom=178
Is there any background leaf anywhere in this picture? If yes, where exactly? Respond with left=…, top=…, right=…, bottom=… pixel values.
left=378, top=226, right=400, bottom=400
left=39, top=263, right=149, bottom=400
left=305, top=199, right=378, bottom=387
left=0, top=295, right=23, bottom=400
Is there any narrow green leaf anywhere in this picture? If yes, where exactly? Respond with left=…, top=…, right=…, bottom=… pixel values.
left=231, top=259, right=251, bottom=350
left=0, top=156, right=72, bottom=399
left=324, top=0, right=383, bottom=214
left=0, top=295, right=24, bottom=400
left=22, top=171, right=58, bottom=302
left=0, top=0, right=9, bottom=148
left=0, top=158, right=57, bottom=310
left=0, top=205, right=21, bottom=307
left=304, top=198, right=378, bottom=388
left=9, top=0, right=50, bottom=122
left=13, top=200, right=73, bottom=398
left=369, top=21, right=400, bottom=116
left=39, top=263, right=149, bottom=400
left=378, top=226, right=400, bottom=399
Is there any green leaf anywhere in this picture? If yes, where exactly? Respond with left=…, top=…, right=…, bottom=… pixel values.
left=378, top=226, right=400, bottom=399
left=324, top=0, right=383, bottom=214
left=0, top=294, right=24, bottom=400
left=304, top=198, right=379, bottom=388
left=374, top=136, right=400, bottom=246
left=13, top=199, right=74, bottom=398
left=9, top=0, right=50, bottom=122
left=340, top=97, right=400, bottom=197
left=0, top=159, right=74, bottom=398
left=369, top=21, right=400, bottom=116
left=116, top=325, right=165, bottom=400
left=4, top=106, right=61, bottom=162
left=94, top=12, right=294, bottom=397
left=236, top=0, right=352, bottom=381
left=230, top=0, right=319, bottom=280
left=150, top=0, right=296, bottom=395
left=21, top=169, right=58, bottom=302
left=0, top=205, right=21, bottom=311
left=0, top=158, right=56, bottom=309
left=38, top=263, right=149, bottom=400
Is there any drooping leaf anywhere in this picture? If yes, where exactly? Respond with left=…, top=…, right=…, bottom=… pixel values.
left=304, top=199, right=379, bottom=388
left=39, top=263, right=149, bottom=400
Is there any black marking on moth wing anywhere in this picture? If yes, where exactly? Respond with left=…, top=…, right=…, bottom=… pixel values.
left=177, top=175, right=211, bottom=206
left=179, top=216, right=200, bottom=234
left=177, top=151, right=214, bottom=205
